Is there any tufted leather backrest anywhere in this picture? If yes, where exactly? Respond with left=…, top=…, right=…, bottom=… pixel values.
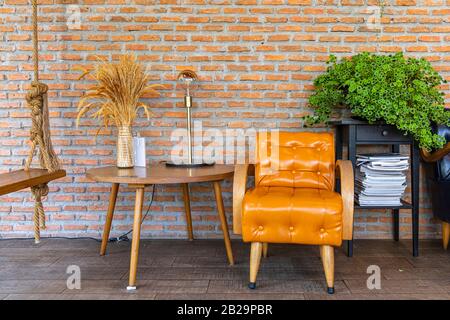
left=255, top=131, right=335, bottom=190
left=436, top=124, right=450, bottom=181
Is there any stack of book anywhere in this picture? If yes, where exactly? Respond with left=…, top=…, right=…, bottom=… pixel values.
left=355, top=153, right=409, bottom=207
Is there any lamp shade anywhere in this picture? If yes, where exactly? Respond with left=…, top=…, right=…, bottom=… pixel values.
left=177, top=70, right=198, bottom=96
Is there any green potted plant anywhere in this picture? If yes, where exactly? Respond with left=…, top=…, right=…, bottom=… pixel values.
left=304, top=52, right=450, bottom=150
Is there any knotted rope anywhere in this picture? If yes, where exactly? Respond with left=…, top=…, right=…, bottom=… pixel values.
left=31, top=184, right=49, bottom=244
left=25, top=81, right=60, bottom=172
left=25, top=0, right=61, bottom=243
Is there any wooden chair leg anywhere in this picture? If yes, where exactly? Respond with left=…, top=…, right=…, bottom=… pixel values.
left=249, top=242, right=263, bottom=289
left=100, top=183, right=119, bottom=256
left=262, top=243, right=268, bottom=258
left=442, top=221, right=450, bottom=250
left=181, top=183, right=194, bottom=241
left=320, top=245, right=335, bottom=294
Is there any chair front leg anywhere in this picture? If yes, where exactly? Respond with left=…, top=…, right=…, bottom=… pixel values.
left=320, top=245, right=335, bottom=294
left=249, top=242, right=263, bottom=289
left=443, top=221, right=450, bottom=250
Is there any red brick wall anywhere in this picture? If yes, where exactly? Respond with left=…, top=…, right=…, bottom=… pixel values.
left=0, top=1, right=449, bottom=240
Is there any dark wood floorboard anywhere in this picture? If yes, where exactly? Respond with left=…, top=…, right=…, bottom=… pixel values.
left=0, top=280, right=67, bottom=294
left=0, top=239, right=449, bottom=300
left=155, top=293, right=306, bottom=300
left=303, top=292, right=450, bottom=300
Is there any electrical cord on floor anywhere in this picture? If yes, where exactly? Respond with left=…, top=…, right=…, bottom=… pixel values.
left=0, top=236, right=102, bottom=242
left=0, top=185, right=157, bottom=244
left=108, top=184, right=156, bottom=243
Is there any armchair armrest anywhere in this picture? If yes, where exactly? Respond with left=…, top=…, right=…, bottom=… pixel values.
left=336, top=160, right=354, bottom=241
left=420, top=143, right=450, bottom=163
left=233, top=164, right=253, bottom=235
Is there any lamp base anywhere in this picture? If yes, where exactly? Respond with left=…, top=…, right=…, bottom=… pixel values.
left=165, top=162, right=215, bottom=168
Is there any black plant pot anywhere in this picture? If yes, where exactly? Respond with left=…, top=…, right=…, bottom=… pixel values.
left=350, top=115, right=366, bottom=122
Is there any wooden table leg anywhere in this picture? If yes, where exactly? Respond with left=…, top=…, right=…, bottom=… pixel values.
left=182, top=183, right=194, bottom=241
left=127, top=187, right=144, bottom=290
left=100, top=183, right=119, bottom=256
left=213, top=181, right=234, bottom=266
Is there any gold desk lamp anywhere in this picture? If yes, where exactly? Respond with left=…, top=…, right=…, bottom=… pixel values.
left=166, top=70, right=214, bottom=168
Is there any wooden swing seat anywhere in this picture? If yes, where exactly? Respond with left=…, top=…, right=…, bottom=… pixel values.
left=0, top=169, right=66, bottom=197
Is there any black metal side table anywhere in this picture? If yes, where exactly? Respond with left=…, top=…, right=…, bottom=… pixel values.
left=331, top=119, right=420, bottom=257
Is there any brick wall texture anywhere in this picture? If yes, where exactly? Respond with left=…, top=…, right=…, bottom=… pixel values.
left=0, top=0, right=449, bottom=240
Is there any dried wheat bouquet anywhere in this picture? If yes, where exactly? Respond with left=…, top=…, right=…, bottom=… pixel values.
left=76, top=54, right=163, bottom=129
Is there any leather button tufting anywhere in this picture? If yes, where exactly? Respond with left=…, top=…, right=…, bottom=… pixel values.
left=258, top=226, right=264, bottom=231
left=289, top=226, right=294, bottom=231
left=320, top=228, right=325, bottom=233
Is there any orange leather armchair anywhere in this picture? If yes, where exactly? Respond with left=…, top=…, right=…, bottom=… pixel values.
left=233, top=131, right=354, bottom=294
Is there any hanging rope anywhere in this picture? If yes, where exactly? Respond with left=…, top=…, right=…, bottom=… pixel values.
left=31, top=183, right=49, bottom=244
left=25, top=0, right=60, bottom=173
left=32, top=0, right=39, bottom=82
left=25, top=1, right=62, bottom=243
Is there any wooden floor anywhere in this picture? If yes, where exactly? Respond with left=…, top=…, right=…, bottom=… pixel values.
left=0, top=238, right=449, bottom=300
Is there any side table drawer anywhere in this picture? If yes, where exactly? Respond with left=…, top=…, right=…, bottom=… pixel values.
left=356, top=125, right=410, bottom=142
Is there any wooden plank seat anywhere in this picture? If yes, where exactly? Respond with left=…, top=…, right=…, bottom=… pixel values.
left=0, top=168, right=66, bottom=243
left=0, top=169, right=66, bottom=197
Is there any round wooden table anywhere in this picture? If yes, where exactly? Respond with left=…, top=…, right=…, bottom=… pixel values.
left=86, top=164, right=235, bottom=290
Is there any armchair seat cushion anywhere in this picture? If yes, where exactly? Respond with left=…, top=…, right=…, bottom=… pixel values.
left=242, top=187, right=343, bottom=246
